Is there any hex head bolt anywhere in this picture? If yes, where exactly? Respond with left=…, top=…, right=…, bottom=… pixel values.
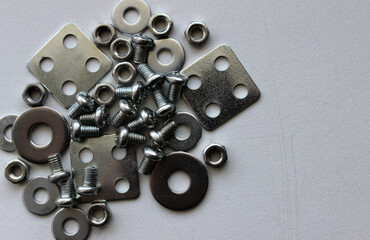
left=67, top=92, right=95, bottom=119
left=79, top=106, right=108, bottom=128
left=110, top=100, right=137, bottom=128
left=138, top=145, right=164, bottom=175
left=56, top=178, right=76, bottom=208
left=127, top=107, right=157, bottom=132
left=47, top=153, right=70, bottom=183
left=116, top=81, right=146, bottom=104
left=149, top=120, right=177, bottom=148
left=115, top=126, right=147, bottom=148
left=166, top=72, right=188, bottom=103
left=71, top=120, right=101, bottom=142
left=132, top=34, right=154, bottom=64
left=77, top=166, right=99, bottom=196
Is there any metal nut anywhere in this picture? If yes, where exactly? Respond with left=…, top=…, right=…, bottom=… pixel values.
left=185, top=22, right=209, bottom=45
left=149, top=13, right=173, bottom=38
left=4, top=159, right=29, bottom=183
left=87, top=201, right=111, bottom=226
left=93, top=83, right=116, bottom=106
left=22, top=83, right=48, bottom=107
left=113, top=62, right=137, bottom=85
left=92, top=23, right=116, bottom=47
left=110, top=38, right=134, bottom=61
left=203, top=143, right=227, bottom=168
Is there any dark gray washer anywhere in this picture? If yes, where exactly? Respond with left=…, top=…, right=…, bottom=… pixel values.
left=0, top=114, right=18, bottom=152
left=52, top=208, right=91, bottom=240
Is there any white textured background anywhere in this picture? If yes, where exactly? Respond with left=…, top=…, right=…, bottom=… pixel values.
left=0, top=0, right=369, bottom=239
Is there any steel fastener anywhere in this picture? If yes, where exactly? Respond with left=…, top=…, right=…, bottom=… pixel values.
left=67, top=92, right=95, bottom=119
left=48, top=153, right=70, bottom=183
left=55, top=178, right=76, bottom=208
left=79, top=106, right=109, bottom=128
left=132, top=34, right=154, bottom=64
left=149, top=120, right=177, bottom=148
left=111, top=100, right=138, bottom=128
left=71, top=120, right=101, bottom=142
left=116, top=81, right=146, bottom=104
left=127, top=107, right=157, bottom=131
left=138, top=145, right=164, bottom=175
left=115, top=126, right=147, bottom=148
left=166, top=72, right=188, bottom=103
left=77, top=166, right=99, bottom=196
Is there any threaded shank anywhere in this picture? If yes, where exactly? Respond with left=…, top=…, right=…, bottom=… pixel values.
left=168, top=84, right=183, bottom=103
left=116, top=86, right=132, bottom=98
left=138, top=157, right=157, bottom=175
left=128, top=132, right=147, bottom=144
left=111, top=112, right=126, bottom=128
left=160, top=121, right=177, bottom=140
left=79, top=113, right=95, bottom=125
left=80, top=126, right=101, bottom=138
left=82, top=166, right=98, bottom=187
left=127, top=119, right=144, bottom=132
left=60, top=178, right=75, bottom=198
left=48, top=153, right=63, bottom=173
left=152, top=89, right=168, bottom=108
left=137, top=64, right=155, bottom=80
left=67, top=102, right=83, bottom=119
left=134, top=46, right=149, bottom=64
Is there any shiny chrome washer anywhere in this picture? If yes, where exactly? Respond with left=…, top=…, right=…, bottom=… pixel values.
left=0, top=114, right=17, bottom=152
left=52, top=208, right=91, bottom=240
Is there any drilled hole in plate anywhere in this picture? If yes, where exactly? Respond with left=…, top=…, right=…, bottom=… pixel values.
left=34, top=188, right=49, bottom=204
left=157, top=48, right=173, bottom=65
left=187, top=75, right=201, bottom=90
left=123, top=8, right=139, bottom=24
left=91, top=207, right=105, bottom=221
left=63, top=219, right=79, bottom=235
left=28, top=123, right=53, bottom=147
left=111, top=147, right=127, bottom=160
left=175, top=125, right=191, bottom=140
left=168, top=171, right=191, bottom=194
left=233, top=84, right=249, bottom=99
left=215, top=56, right=229, bottom=71
left=27, top=87, right=41, bottom=102
left=79, top=148, right=93, bottom=163
left=63, top=34, right=78, bottom=49
left=86, top=58, right=101, bottom=73
left=153, top=16, right=167, bottom=31
left=62, top=81, right=77, bottom=96
left=115, top=178, right=130, bottom=194
left=96, top=26, right=112, bottom=42
left=205, top=103, right=221, bottom=118
left=190, top=26, right=204, bottom=40
left=118, top=66, right=132, bottom=81
left=4, top=125, right=13, bottom=141
left=40, top=57, right=54, bottom=72
left=9, top=165, right=22, bottom=178
left=115, top=42, right=129, bottom=57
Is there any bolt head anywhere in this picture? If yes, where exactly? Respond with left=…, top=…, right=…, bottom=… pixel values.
left=145, top=74, right=165, bottom=90
left=166, top=72, right=188, bottom=86
left=156, top=103, right=176, bottom=119
left=140, top=108, right=157, bottom=129
left=115, top=126, right=129, bottom=148
left=55, top=197, right=76, bottom=208
left=48, top=170, right=70, bottom=183
left=132, top=34, right=154, bottom=47
left=149, top=130, right=166, bottom=148
left=119, top=99, right=137, bottom=118
left=71, top=120, right=82, bottom=142
left=142, top=145, right=164, bottom=161
left=76, top=92, right=94, bottom=112
left=95, top=106, right=107, bottom=128
left=131, top=81, right=146, bottom=104
left=77, top=186, right=99, bottom=196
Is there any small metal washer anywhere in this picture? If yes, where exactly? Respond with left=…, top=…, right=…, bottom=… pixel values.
left=203, top=143, right=228, bottom=168
left=0, top=114, right=17, bottom=152
left=23, top=177, right=59, bottom=215
left=148, top=38, right=185, bottom=74
left=165, top=112, right=202, bottom=151
left=52, top=208, right=91, bottom=240
left=110, top=38, right=134, bottom=61
left=112, top=0, right=151, bottom=35
left=93, top=83, right=116, bottom=106
left=113, top=62, right=137, bottom=85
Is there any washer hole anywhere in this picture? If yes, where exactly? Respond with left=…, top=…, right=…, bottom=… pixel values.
left=187, top=75, right=202, bottom=90
left=9, top=165, right=22, bottom=178
left=62, top=80, right=77, bottom=96
left=96, top=26, right=112, bottom=42
left=4, top=125, right=13, bottom=141
left=233, top=84, right=249, bottom=99
left=63, top=34, right=78, bottom=49
left=205, top=103, right=221, bottom=118
left=79, top=148, right=94, bottom=163
left=40, top=57, right=54, bottom=72
left=214, top=56, right=230, bottom=71
left=63, top=219, right=79, bottom=235
left=115, top=178, right=130, bottom=194
left=86, top=58, right=101, bottom=73
left=29, top=123, right=53, bottom=147
left=175, top=125, right=191, bottom=140
left=157, top=48, right=173, bottom=65
left=153, top=16, right=167, bottom=31
left=34, top=188, right=49, bottom=204
left=168, top=171, right=191, bottom=194
left=112, top=147, right=127, bottom=160
left=124, top=8, right=139, bottom=24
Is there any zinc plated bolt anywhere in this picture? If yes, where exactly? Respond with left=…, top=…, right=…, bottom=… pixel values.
left=56, top=178, right=76, bottom=208
left=138, top=145, right=164, bottom=175
left=79, top=106, right=108, bottom=128
left=71, top=120, right=101, bottom=142
left=166, top=72, right=188, bottom=103
left=47, top=153, right=70, bottom=183
left=137, top=64, right=164, bottom=90
left=115, top=126, right=147, bottom=148
left=67, top=92, right=95, bottom=119
left=116, top=81, right=146, bottom=104
left=149, top=120, right=177, bottom=148
left=127, top=107, right=157, bottom=132
left=132, top=34, right=154, bottom=64
left=110, top=100, right=137, bottom=128
left=77, top=166, right=99, bottom=196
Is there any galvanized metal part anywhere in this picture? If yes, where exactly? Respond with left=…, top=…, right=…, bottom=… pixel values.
left=112, top=0, right=151, bottom=34
left=138, top=145, right=164, bottom=175
left=132, top=34, right=154, bottom=64
left=113, top=62, right=137, bottom=85
left=70, top=134, right=139, bottom=202
left=28, top=23, right=112, bottom=108
left=52, top=208, right=91, bottom=240
left=4, top=159, right=29, bottom=184
left=185, top=21, right=209, bottom=45
left=0, top=114, right=17, bottom=152
left=127, top=107, right=157, bottom=131
left=23, top=177, right=59, bottom=215
left=203, top=143, right=228, bottom=168
left=92, top=23, right=116, bottom=47
left=115, top=126, right=147, bottom=148
left=166, top=71, right=188, bottom=103
left=22, top=83, right=48, bottom=107
left=77, top=166, right=99, bottom=196
left=149, top=120, right=177, bottom=148
left=48, top=153, right=70, bottom=183
left=71, top=120, right=102, bottom=142
left=165, top=112, right=202, bottom=151
left=79, top=106, right=109, bottom=128
left=12, top=107, right=70, bottom=164
left=56, top=178, right=77, bottom=208
left=111, top=99, right=137, bottom=128
left=110, top=38, right=134, bottom=61
left=150, top=152, right=208, bottom=211
left=93, top=84, right=116, bottom=107
left=149, top=13, right=173, bottom=38
left=181, top=44, right=261, bottom=130
left=148, top=38, right=185, bottom=73
left=116, top=81, right=146, bottom=104
left=87, top=201, right=111, bottom=226
left=67, top=92, right=95, bottom=119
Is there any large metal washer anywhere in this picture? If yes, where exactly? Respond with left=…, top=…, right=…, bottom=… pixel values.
left=52, top=208, right=91, bottom=240
left=23, top=177, right=59, bottom=215
left=0, top=114, right=18, bottom=152
left=148, top=38, right=185, bottom=74
left=150, top=152, right=208, bottom=211
left=12, top=107, right=70, bottom=164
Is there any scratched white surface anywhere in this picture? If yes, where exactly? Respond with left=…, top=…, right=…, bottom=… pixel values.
left=0, top=0, right=369, bottom=239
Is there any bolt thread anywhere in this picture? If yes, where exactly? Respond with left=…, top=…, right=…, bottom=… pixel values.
left=128, top=132, right=147, bottom=144
left=127, top=118, right=144, bottom=132
left=67, top=102, right=83, bottom=119
left=48, top=153, right=63, bottom=173
left=111, top=112, right=126, bottom=128
left=116, top=86, right=132, bottom=98
left=82, top=166, right=98, bottom=187
left=137, top=64, right=155, bottom=80
left=60, top=178, right=75, bottom=198
left=79, top=113, right=95, bottom=125
left=138, top=157, right=157, bottom=175
left=160, top=121, right=178, bottom=140
left=152, top=89, right=168, bottom=108
left=134, top=46, right=149, bottom=64
left=168, top=84, right=183, bottom=103
left=80, top=125, right=101, bottom=138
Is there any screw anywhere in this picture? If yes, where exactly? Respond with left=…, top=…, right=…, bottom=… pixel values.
left=115, top=126, right=147, bottom=148
left=132, top=34, right=154, bottom=64
left=56, top=178, right=76, bottom=208
left=151, top=88, right=176, bottom=118
left=166, top=72, right=188, bottom=103
left=79, top=106, right=108, bottom=128
left=138, top=145, right=164, bottom=175
left=47, top=153, right=70, bottom=183
left=77, top=166, right=99, bottom=196
left=116, top=81, right=146, bottom=104
left=110, top=100, right=137, bottom=128
left=71, top=120, right=101, bottom=142
left=149, top=120, right=178, bottom=148
left=67, top=92, right=95, bottom=119
left=127, top=107, right=157, bottom=132
left=137, top=64, right=165, bottom=90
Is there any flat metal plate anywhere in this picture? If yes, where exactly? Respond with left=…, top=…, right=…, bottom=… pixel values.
left=181, top=44, right=260, bottom=130
left=28, top=23, right=112, bottom=108
left=70, top=134, right=139, bottom=202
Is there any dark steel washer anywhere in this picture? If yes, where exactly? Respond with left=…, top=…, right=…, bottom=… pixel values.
left=165, top=112, right=202, bottom=151
left=52, top=208, right=91, bottom=240
left=0, top=114, right=18, bottom=152
left=150, top=152, right=208, bottom=211
left=12, top=107, right=70, bottom=164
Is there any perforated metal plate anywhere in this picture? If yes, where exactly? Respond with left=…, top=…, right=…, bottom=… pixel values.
left=28, top=23, right=112, bottom=108
left=181, top=44, right=260, bottom=130
left=70, top=135, right=139, bottom=203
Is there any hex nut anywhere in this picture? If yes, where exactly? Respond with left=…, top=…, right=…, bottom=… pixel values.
left=4, top=159, right=29, bottom=183
left=22, top=83, right=48, bottom=107
left=110, top=38, right=134, bottom=61
left=92, top=23, right=116, bottom=47
left=113, top=62, right=137, bottom=85
left=149, top=13, right=173, bottom=38
left=185, top=22, right=209, bottom=45
left=93, top=83, right=116, bottom=106
left=203, top=143, right=227, bottom=168
left=87, top=201, right=111, bottom=226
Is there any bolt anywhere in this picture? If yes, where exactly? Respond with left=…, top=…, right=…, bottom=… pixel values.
left=110, top=100, right=137, bottom=128
left=151, top=88, right=176, bottom=118
left=79, top=106, right=108, bottom=128
left=47, top=153, right=70, bottom=183
left=56, top=178, right=76, bottom=208
left=138, top=145, right=164, bottom=175
left=149, top=120, right=177, bottom=148
left=132, top=34, right=154, bottom=64
left=166, top=72, right=188, bottom=103
left=67, top=92, right=95, bottom=119
left=77, top=166, right=99, bottom=196
left=137, top=64, right=165, bottom=90
left=71, top=120, right=101, bottom=142
left=127, top=107, right=157, bottom=132
left=116, top=81, right=146, bottom=104
left=115, top=126, right=147, bottom=148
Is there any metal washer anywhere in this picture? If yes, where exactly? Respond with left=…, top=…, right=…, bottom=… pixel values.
left=52, top=208, right=91, bottom=240
left=0, top=114, right=18, bottom=152
left=23, top=177, right=59, bottom=215
left=148, top=38, right=185, bottom=74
